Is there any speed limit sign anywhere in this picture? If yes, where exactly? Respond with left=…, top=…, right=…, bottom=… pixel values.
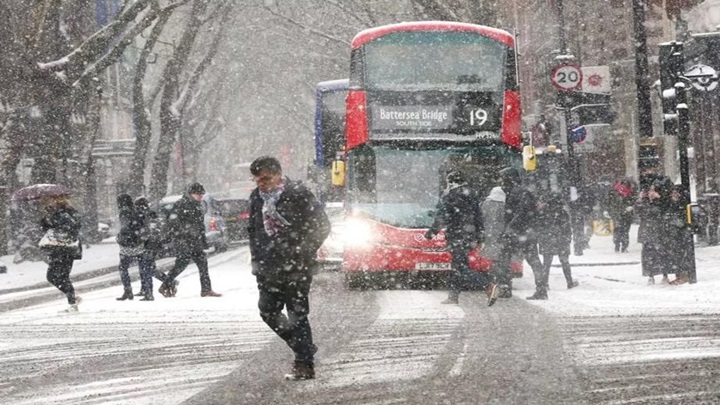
left=551, top=64, right=582, bottom=92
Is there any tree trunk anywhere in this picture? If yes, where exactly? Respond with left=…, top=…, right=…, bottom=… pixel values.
left=149, top=0, right=209, bottom=202
left=128, top=11, right=173, bottom=197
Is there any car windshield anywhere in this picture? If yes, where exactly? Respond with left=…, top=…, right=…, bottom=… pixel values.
left=346, top=144, right=513, bottom=228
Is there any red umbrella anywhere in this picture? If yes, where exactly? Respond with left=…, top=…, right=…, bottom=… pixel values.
left=10, top=184, right=72, bottom=202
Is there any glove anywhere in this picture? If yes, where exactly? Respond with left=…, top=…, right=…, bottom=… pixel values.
left=625, top=206, right=634, bottom=213
left=424, top=230, right=435, bottom=240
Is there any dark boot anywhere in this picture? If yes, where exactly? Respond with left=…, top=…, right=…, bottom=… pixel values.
left=134, top=291, right=146, bottom=297
left=567, top=280, right=579, bottom=289
left=116, top=288, right=134, bottom=301
left=526, top=286, right=548, bottom=300
left=284, top=361, right=315, bottom=380
left=140, top=292, right=154, bottom=301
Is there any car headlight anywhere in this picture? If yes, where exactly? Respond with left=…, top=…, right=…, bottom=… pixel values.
left=343, top=219, right=374, bottom=247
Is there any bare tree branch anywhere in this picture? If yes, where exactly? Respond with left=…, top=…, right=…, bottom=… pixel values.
left=263, top=6, right=351, bottom=46
left=72, top=0, right=190, bottom=88
left=37, top=0, right=156, bottom=72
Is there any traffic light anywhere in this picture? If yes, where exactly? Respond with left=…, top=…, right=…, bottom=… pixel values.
left=658, top=42, right=685, bottom=136
left=638, top=142, right=660, bottom=170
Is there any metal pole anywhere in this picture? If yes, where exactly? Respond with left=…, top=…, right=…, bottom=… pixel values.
left=632, top=0, right=654, bottom=139
left=676, top=80, right=698, bottom=283
left=555, top=0, right=578, bottom=186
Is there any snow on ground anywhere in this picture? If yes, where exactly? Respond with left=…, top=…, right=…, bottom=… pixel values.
left=0, top=238, right=120, bottom=291
left=512, top=225, right=720, bottom=317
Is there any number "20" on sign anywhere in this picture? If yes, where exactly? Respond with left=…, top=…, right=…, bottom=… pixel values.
left=551, top=65, right=582, bottom=92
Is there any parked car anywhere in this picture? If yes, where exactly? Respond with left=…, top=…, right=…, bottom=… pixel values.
left=216, top=198, right=251, bottom=241
left=317, top=202, right=345, bottom=270
left=156, top=193, right=229, bottom=256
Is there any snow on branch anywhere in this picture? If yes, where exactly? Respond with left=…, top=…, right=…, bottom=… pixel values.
left=72, top=1, right=190, bottom=88
left=37, top=0, right=156, bottom=73
left=263, top=6, right=350, bottom=46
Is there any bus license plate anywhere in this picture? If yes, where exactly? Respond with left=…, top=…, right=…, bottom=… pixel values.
left=415, top=262, right=451, bottom=271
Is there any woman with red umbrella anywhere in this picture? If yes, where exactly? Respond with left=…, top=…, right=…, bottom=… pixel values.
left=38, top=194, right=83, bottom=312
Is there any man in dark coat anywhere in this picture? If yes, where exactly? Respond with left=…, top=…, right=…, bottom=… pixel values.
left=425, top=171, right=497, bottom=306
left=158, top=182, right=222, bottom=298
left=248, top=156, right=330, bottom=381
left=492, top=167, right=547, bottom=300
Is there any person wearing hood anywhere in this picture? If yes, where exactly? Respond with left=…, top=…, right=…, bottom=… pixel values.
left=481, top=186, right=506, bottom=267
left=157, top=182, right=222, bottom=298
left=133, top=197, right=168, bottom=301
left=39, top=195, right=83, bottom=312
left=426, top=171, right=497, bottom=306
left=537, top=192, right=578, bottom=290
left=115, top=193, right=144, bottom=301
left=248, top=156, right=330, bottom=380
left=493, top=167, right=546, bottom=300
left=607, top=177, right=637, bottom=252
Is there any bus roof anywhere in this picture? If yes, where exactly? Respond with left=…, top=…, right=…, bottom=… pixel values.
left=351, top=21, right=514, bottom=49
left=316, top=79, right=349, bottom=93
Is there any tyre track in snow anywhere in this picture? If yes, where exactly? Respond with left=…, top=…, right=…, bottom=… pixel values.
left=187, top=278, right=585, bottom=405
left=560, top=315, right=720, bottom=404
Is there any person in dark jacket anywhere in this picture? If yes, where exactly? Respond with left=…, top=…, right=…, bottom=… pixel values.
left=115, top=194, right=144, bottom=301
left=637, top=176, right=674, bottom=285
left=39, top=195, right=83, bottom=312
left=134, top=197, right=166, bottom=301
left=425, top=171, right=497, bottom=306
left=667, top=185, right=691, bottom=285
left=607, top=178, right=636, bottom=253
left=248, top=156, right=330, bottom=381
left=492, top=167, right=547, bottom=300
left=537, top=192, right=578, bottom=290
left=157, top=183, right=222, bottom=298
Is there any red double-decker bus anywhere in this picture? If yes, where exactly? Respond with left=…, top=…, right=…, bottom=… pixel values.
left=342, top=21, right=524, bottom=288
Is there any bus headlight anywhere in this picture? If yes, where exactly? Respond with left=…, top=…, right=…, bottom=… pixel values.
left=343, top=219, right=374, bottom=247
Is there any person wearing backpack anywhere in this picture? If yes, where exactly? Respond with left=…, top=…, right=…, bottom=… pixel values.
left=115, top=194, right=144, bottom=301
left=134, top=197, right=165, bottom=301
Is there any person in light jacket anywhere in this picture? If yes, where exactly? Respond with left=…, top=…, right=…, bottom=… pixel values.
left=39, top=195, right=82, bottom=312
left=481, top=186, right=506, bottom=264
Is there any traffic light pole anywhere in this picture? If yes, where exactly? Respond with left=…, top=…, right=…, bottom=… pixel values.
left=675, top=80, right=697, bottom=284
left=555, top=0, right=579, bottom=188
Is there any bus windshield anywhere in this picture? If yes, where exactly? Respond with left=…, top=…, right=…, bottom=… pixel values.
left=363, top=31, right=506, bottom=92
left=347, top=145, right=513, bottom=228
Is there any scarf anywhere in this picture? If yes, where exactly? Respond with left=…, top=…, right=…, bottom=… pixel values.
left=260, top=183, right=290, bottom=237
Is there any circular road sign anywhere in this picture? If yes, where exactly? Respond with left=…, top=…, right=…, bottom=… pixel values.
left=570, top=124, right=587, bottom=143
left=551, top=64, right=582, bottom=92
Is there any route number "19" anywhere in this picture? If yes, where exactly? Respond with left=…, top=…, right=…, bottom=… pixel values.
left=469, top=108, right=488, bottom=126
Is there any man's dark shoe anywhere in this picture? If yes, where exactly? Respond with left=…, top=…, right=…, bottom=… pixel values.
left=441, top=297, right=459, bottom=305
left=140, top=293, right=154, bottom=301
left=201, top=290, right=222, bottom=297
left=567, top=280, right=579, bottom=289
left=158, top=284, right=172, bottom=298
left=526, top=288, right=548, bottom=300
left=116, top=289, right=134, bottom=301
left=134, top=291, right=146, bottom=297
left=497, top=284, right=512, bottom=299
left=486, top=283, right=498, bottom=307
left=285, top=361, right=315, bottom=380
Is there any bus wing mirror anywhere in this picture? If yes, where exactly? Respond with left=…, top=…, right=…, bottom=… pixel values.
left=331, top=160, right=346, bottom=186
left=523, top=145, right=537, bottom=172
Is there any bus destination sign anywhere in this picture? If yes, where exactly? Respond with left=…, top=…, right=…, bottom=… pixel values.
left=372, top=105, right=454, bottom=131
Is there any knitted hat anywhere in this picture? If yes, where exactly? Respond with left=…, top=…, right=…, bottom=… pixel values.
left=187, top=182, right=205, bottom=195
